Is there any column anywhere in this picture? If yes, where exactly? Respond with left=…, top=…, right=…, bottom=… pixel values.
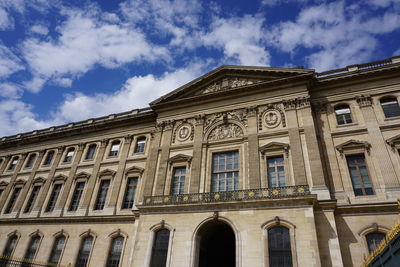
left=189, top=115, right=205, bottom=193
left=283, top=99, right=307, bottom=185
left=154, top=121, right=174, bottom=195
left=34, top=146, right=65, bottom=215
left=14, top=150, right=46, bottom=216
left=142, top=129, right=162, bottom=198
left=300, top=98, right=330, bottom=200
left=0, top=153, right=27, bottom=211
left=356, top=95, right=400, bottom=192
left=108, top=135, right=134, bottom=213
left=57, top=143, right=85, bottom=215
left=81, top=139, right=108, bottom=214
left=247, top=107, right=261, bottom=189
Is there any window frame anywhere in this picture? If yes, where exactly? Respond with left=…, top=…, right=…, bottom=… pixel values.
left=84, top=143, right=97, bottom=161
left=260, top=142, right=291, bottom=188
left=133, top=136, right=147, bottom=154
left=24, top=232, right=43, bottom=261
left=68, top=181, right=86, bottom=212
left=380, top=96, right=400, bottom=119
left=24, top=153, right=38, bottom=169
left=171, top=167, right=186, bottom=195
left=23, top=184, right=42, bottom=213
left=334, top=104, right=353, bottom=125
left=7, top=156, right=20, bottom=171
left=93, top=179, right=111, bottom=210
left=266, top=155, right=286, bottom=188
left=211, top=151, right=240, bottom=192
left=2, top=232, right=20, bottom=257
left=121, top=177, right=138, bottom=209
left=75, top=233, right=96, bottom=267
left=42, top=150, right=55, bottom=167
left=346, top=153, right=374, bottom=197
left=62, top=147, right=76, bottom=164
left=106, top=231, right=127, bottom=267
left=45, top=182, right=64, bottom=213
left=4, top=185, right=23, bottom=214
left=108, top=140, right=121, bottom=158
left=48, top=233, right=68, bottom=265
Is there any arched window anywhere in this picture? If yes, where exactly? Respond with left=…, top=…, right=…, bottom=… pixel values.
left=48, top=236, right=66, bottom=264
left=109, top=141, right=121, bottom=157
left=106, top=236, right=124, bottom=267
left=134, top=137, right=146, bottom=154
left=85, top=144, right=97, bottom=160
left=25, top=154, right=37, bottom=169
left=76, top=236, right=94, bottom=267
left=366, top=232, right=386, bottom=253
left=63, top=147, right=75, bottom=163
left=380, top=97, right=400, bottom=118
left=150, top=229, right=170, bottom=267
left=43, top=151, right=55, bottom=166
left=24, top=235, right=41, bottom=260
left=268, top=226, right=292, bottom=267
left=8, top=156, right=19, bottom=171
left=335, top=105, right=353, bottom=125
left=2, top=234, right=18, bottom=257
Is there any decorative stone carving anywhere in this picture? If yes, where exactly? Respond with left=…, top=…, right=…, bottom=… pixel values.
left=198, top=77, right=264, bottom=95
left=172, top=120, right=194, bottom=143
left=258, top=105, right=286, bottom=130
left=356, top=95, right=373, bottom=107
left=336, top=140, right=371, bottom=156
left=204, top=109, right=248, bottom=131
left=208, top=123, right=244, bottom=141
left=282, top=96, right=310, bottom=110
left=156, top=120, right=175, bottom=131
left=194, top=114, right=206, bottom=125
left=386, top=134, right=400, bottom=151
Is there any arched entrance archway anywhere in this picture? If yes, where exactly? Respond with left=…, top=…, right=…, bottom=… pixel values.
left=196, top=220, right=236, bottom=267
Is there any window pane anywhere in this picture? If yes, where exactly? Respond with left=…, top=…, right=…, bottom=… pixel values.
left=3, top=235, right=18, bottom=256
left=25, top=236, right=40, bottom=260
left=43, top=151, right=54, bottom=165
left=4, top=187, right=21, bottom=214
left=267, top=156, right=285, bottom=188
left=211, top=152, right=239, bottom=192
left=381, top=98, right=400, bottom=118
left=85, top=145, right=97, bottom=160
left=122, top=178, right=138, bottom=209
left=150, top=230, right=170, bottom=267
left=94, top=180, right=110, bottom=210
left=171, top=168, right=186, bottom=195
left=49, top=236, right=65, bottom=264
left=346, top=154, right=373, bottom=196
left=25, top=154, right=36, bottom=168
left=24, top=185, right=41, bottom=213
left=69, top=182, right=85, bottom=211
left=366, top=233, right=386, bottom=253
left=76, top=236, right=93, bottom=267
left=46, top=184, right=62, bottom=212
left=268, top=227, right=292, bottom=267
left=134, top=138, right=146, bottom=153
left=107, top=236, right=124, bottom=267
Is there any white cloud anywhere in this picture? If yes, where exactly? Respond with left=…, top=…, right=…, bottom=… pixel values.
left=22, top=7, right=169, bottom=92
left=269, top=0, right=400, bottom=70
left=366, top=0, right=400, bottom=8
left=202, top=15, right=270, bottom=66
left=261, top=0, right=315, bottom=6
left=0, top=42, right=24, bottom=78
left=393, top=48, right=400, bottom=56
left=30, top=24, right=48, bottom=35
left=0, top=83, right=23, bottom=99
left=0, top=7, right=13, bottom=30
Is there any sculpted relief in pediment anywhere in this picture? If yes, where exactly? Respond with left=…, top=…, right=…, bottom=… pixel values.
left=197, top=77, right=264, bottom=95
left=208, top=123, right=244, bottom=141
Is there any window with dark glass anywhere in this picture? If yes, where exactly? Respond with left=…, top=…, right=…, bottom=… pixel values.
left=150, top=229, right=170, bottom=267
left=85, top=144, right=97, bottom=160
left=8, top=156, right=19, bottom=171
left=109, top=141, right=120, bottom=157
left=267, top=156, right=285, bottom=188
left=366, top=232, right=386, bottom=253
left=106, top=236, right=124, bottom=267
left=43, top=151, right=55, bottom=166
left=2, top=235, right=18, bottom=257
left=24, top=235, right=41, bottom=260
left=25, top=154, right=37, bottom=169
left=211, top=151, right=239, bottom=192
left=380, top=97, right=400, bottom=118
left=346, top=154, right=374, bottom=196
left=69, top=182, right=85, bottom=211
left=0, top=188, right=3, bottom=199
left=134, top=137, right=146, bottom=154
left=171, top=167, right=186, bottom=195
left=48, top=236, right=66, bottom=265
left=76, top=236, right=94, bottom=267
left=4, top=187, right=21, bottom=214
left=94, top=180, right=110, bottom=210
left=335, top=105, right=353, bottom=125
left=63, top=148, right=75, bottom=163
left=24, top=185, right=41, bottom=213
left=122, top=178, right=138, bottom=209
left=45, top=184, right=62, bottom=212
left=0, top=158, right=3, bottom=168
left=268, top=226, right=292, bottom=267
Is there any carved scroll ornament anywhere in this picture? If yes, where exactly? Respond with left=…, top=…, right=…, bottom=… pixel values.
left=207, top=123, right=244, bottom=141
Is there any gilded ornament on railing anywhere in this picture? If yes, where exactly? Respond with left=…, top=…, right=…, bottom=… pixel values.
left=208, top=123, right=244, bottom=141
left=248, top=191, right=255, bottom=197
left=164, top=197, right=170, bottom=203
left=298, top=187, right=305, bottom=193
left=183, top=196, right=189, bottom=201
left=272, top=189, right=280, bottom=196
left=214, top=193, right=220, bottom=200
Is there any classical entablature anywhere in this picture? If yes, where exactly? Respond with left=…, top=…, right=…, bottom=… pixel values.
left=335, top=140, right=371, bottom=156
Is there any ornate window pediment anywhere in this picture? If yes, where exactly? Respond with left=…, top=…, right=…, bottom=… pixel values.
left=52, top=174, right=68, bottom=182
left=74, top=171, right=91, bottom=180
left=0, top=181, right=9, bottom=187
left=125, top=166, right=144, bottom=176
left=14, top=179, right=26, bottom=186
left=386, top=134, right=400, bottom=151
left=32, top=177, right=46, bottom=184
left=336, top=140, right=371, bottom=156
left=168, top=154, right=192, bottom=169
left=98, top=169, right=116, bottom=178
left=259, top=142, right=290, bottom=157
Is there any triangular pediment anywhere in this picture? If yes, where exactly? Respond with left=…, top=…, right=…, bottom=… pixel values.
left=150, top=66, right=314, bottom=107
left=336, top=140, right=371, bottom=154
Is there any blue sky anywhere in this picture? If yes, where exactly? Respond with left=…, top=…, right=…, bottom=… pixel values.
left=0, top=0, right=399, bottom=137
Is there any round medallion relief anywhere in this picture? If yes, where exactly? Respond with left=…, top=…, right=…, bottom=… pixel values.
left=176, top=124, right=192, bottom=141
left=263, top=109, right=281, bottom=128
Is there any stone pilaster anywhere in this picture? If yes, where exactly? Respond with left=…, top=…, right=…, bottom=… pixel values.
left=81, top=140, right=108, bottom=214
left=34, top=146, right=65, bottom=216
left=247, top=106, right=261, bottom=189
left=189, top=115, right=205, bottom=193
left=0, top=155, right=11, bottom=175
left=14, top=150, right=46, bottom=216
left=283, top=99, right=307, bottom=185
left=108, top=135, right=134, bottom=213
left=356, top=95, right=400, bottom=194
left=0, top=153, right=27, bottom=212
left=142, top=129, right=162, bottom=198
left=57, top=143, right=85, bottom=215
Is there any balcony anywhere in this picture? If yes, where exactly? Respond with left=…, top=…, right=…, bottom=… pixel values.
left=142, top=185, right=310, bottom=206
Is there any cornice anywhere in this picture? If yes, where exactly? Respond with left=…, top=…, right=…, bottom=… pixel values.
left=336, top=202, right=398, bottom=215
left=0, top=215, right=137, bottom=225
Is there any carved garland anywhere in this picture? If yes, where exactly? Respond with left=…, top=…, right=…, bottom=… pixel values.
left=204, top=108, right=248, bottom=132
left=258, top=104, right=286, bottom=130
left=207, top=123, right=244, bottom=141
left=172, top=119, right=195, bottom=143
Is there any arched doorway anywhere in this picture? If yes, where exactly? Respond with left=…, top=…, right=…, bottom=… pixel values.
left=197, top=220, right=236, bottom=267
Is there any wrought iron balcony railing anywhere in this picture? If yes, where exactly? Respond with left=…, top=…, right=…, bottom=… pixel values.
left=143, top=185, right=310, bottom=206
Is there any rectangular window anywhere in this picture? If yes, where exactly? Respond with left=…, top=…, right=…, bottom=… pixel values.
left=24, top=185, right=41, bottom=213
left=171, top=167, right=186, bottom=195
left=63, top=149, right=75, bottom=163
left=85, top=144, right=97, bottom=160
left=211, top=151, right=239, bottom=192
left=134, top=138, right=146, bottom=153
left=25, top=154, right=37, bottom=169
left=8, top=157, right=19, bottom=171
left=267, top=156, right=285, bottom=188
left=109, top=142, right=120, bottom=157
left=43, top=151, right=54, bottom=166
left=46, top=184, right=62, bottom=212
left=4, top=187, right=21, bottom=214
left=122, top=178, right=138, bottom=209
left=68, top=182, right=85, bottom=211
left=346, top=154, right=374, bottom=196
left=94, top=180, right=110, bottom=210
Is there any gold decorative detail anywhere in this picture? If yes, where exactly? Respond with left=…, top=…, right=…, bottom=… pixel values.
left=214, top=193, right=220, bottom=200
left=298, top=187, right=305, bottom=193
left=183, top=196, right=189, bottom=201
left=248, top=191, right=255, bottom=197
left=146, top=198, right=151, bottom=204
left=272, top=189, right=279, bottom=196
left=164, top=197, right=170, bottom=203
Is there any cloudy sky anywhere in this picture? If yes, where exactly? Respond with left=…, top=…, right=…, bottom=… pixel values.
left=0, top=0, right=399, bottom=137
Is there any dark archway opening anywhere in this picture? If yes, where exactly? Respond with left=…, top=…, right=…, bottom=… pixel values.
left=198, top=220, right=235, bottom=267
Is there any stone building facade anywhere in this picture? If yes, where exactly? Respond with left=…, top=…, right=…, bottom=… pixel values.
left=1, top=56, right=400, bottom=267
